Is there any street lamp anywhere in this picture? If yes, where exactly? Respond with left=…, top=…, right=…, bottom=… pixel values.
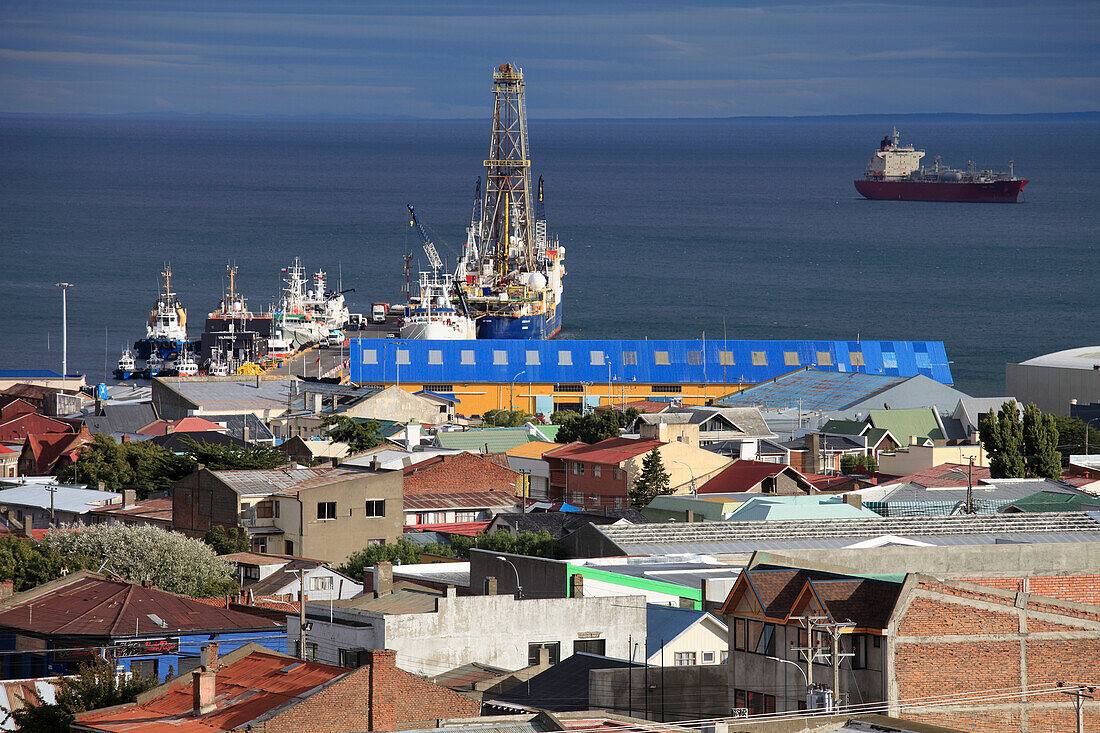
left=948, top=456, right=976, bottom=514
left=55, top=283, right=73, bottom=388
left=672, top=460, right=697, bottom=496
left=495, top=555, right=522, bottom=599
left=510, top=370, right=526, bottom=412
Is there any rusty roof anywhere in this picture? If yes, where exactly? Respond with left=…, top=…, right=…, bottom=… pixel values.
left=75, top=648, right=349, bottom=732
left=0, top=574, right=285, bottom=637
left=209, top=467, right=364, bottom=496
left=92, top=498, right=173, bottom=523
left=334, top=587, right=443, bottom=615
left=402, top=491, right=519, bottom=511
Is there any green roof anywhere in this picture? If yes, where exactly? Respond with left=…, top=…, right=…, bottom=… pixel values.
left=350, top=418, right=405, bottom=438
left=821, top=419, right=865, bottom=435
left=725, top=495, right=883, bottom=522
left=643, top=494, right=741, bottom=522
left=1003, top=490, right=1100, bottom=514
left=531, top=424, right=561, bottom=441
left=436, top=428, right=535, bottom=453
left=867, top=408, right=943, bottom=443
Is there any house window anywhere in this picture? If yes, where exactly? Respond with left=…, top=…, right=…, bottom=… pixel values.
left=428, top=349, right=442, bottom=365
left=461, top=350, right=475, bottom=365
left=572, top=462, right=584, bottom=475
left=720, top=650, right=729, bottom=664
left=570, top=492, right=584, bottom=505
left=747, top=621, right=775, bottom=656
left=396, top=349, right=410, bottom=365
left=654, top=351, right=670, bottom=365
left=852, top=634, right=868, bottom=669
left=528, top=642, right=560, bottom=665
left=455, top=511, right=477, bottom=522
left=130, top=659, right=158, bottom=679
left=365, top=500, right=385, bottom=517
left=493, top=350, right=508, bottom=365
left=526, top=350, right=540, bottom=365
left=687, top=351, right=702, bottom=366
left=593, top=465, right=602, bottom=478
left=816, top=351, right=832, bottom=366
left=613, top=497, right=623, bottom=509
left=274, top=500, right=280, bottom=518
left=702, top=651, right=715, bottom=663
left=424, top=384, right=454, bottom=393
left=574, top=639, right=606, bottom=656
left=652, top=385, right=681, bottom=393
left=251, top=537, right=267, bottom=553
left=296, top=641, right=318, bottom=661
left=556, top=383, right=583, bottom=392
left=718, top=350, right=735, bottom=366
left=590, top=350, right=604, bottom=366
left=734, top=618, right=746, bottom=651
left=558, top=351, right=572, bottom=366
left=623, top=351, right=637, bottom=366
left=309, top=576, right=334, bottom=591
left=674, top=652, right=696, bottom=666
left=243, top=565, right=261, bottom=581
left=614, top=467, right=623, bottom=481
left=285, top=540, right=294, bottom=556
left=339, top=649, right=367, bottom=668
left=317, top=502, right=337, bottom=520
left=362, top=349, right=377, bottom=365
left=255, top=500, right=274, bottom=519
left=784, top=351, right=800, bottom=366
left=751, top=351, right=767, bottom=366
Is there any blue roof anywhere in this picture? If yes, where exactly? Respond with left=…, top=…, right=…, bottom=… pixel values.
left=0, top=370, right=79, bottom=379
left=350, top=339, right=953, bottom=386
left=646, top=604, right=723, bottom=652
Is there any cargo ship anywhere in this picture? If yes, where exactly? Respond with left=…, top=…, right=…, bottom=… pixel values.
left=854, top=128, right=1027, bottom=203
left=454, top=63, right=565, bottom=339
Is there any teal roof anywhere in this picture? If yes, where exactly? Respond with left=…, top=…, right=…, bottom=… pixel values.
left=436, top=428, right=534, bottom=453
left=643, top=494, right=740, bottom=522
left=350, top=418, right=405, bottom=439
left=532, top=425, right=561, bottom=441
left=867, top=408, right=943, bottom=442
left=725, top=495, right=883, bottom=522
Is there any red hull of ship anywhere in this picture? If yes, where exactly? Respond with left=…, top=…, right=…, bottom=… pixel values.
left=855, top=178, right=1028, bottom=203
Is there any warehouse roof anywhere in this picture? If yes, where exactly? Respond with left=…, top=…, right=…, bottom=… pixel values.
left=1018, top=345, right=1100, bottom=370
left=0, top=484, right=120, bottom=514
left=351, top=339, right=954, bottom=386
left=436, top=428, right=535, bottom=453
left=154, top=376, right=297, bottom=413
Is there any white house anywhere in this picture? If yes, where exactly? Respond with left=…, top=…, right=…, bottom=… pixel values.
left=222, top=553, right=362, bottom=603
left=646, top=605, right=729, bottom=666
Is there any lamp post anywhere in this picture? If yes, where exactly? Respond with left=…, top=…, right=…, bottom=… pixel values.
left=510, top=370, right=526, bottom=412
left=495, top=555, right=522, bottom=599
left=606, top=356, right=612, bottom=410
left=672, top=460, right=697, bottom=496
left=55, top=283, right=73, bottom=389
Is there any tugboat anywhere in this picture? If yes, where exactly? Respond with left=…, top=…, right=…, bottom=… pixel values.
left=134, top=266, right=192, bottom=359
left=855, top=128, right=1027, bottom=203
left=114, top=348, right=137, bottom=380
left=145, top=353, right=165, bottom=379
left=175, top=349, right=199, bottom=377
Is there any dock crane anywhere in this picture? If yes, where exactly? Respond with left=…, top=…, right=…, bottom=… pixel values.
left=406, top=204, right=472, bottom=317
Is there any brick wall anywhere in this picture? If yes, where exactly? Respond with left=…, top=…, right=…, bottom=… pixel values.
left=961, top=573, right=1100, bottom=605
left=891, top=580, right=1100, bottom=733
left=262, top=649, right=479, bottom=733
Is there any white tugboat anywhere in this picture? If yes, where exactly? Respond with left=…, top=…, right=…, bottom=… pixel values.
left=134, top=266, right=191, bottom=359
left=401, top=205, right=477, bottom=340
left=175, top=349, right=199, bottom=377
left=145, top=353, right=165, bottom=378
left=114, top=348, right=137, bottom=380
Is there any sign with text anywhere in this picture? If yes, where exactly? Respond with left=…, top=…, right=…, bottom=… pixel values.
left=112, top=638, right=179, bottom=657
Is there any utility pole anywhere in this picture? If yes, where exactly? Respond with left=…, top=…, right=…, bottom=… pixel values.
left=298, top=570, right=308, bottom=660
left=792, top=615, right=825, bottom=701
left=627, top=634, right=633, bottom=718
left=821, top=621, right=855, bottom=710
left=55, top=283, right=73, bottom=389
left=1059, top=684, right=1094, bottom=733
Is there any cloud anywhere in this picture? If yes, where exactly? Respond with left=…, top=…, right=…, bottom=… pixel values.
left=646, top=34, right=697, bottom=54
left=0, top=48, right=206, bottom=69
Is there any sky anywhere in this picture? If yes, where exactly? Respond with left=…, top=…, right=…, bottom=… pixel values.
left=0, top=0, right=1096, bottom=118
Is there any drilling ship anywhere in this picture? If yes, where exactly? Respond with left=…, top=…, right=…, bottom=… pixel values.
left=454, top=63, right=565, bottom=339
left=854, top=128, right=1027, bottom=203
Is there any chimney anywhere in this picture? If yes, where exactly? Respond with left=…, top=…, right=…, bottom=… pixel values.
left=807, top=433, right=823, bottom=474
left=21, top=515, right=32, bottom=538
left=909, top=435, right=920, bottom=446
left=0, top=580, right=13, bottom=601
left=686, top=509, right=695, bottom=523
left=94, top=397, right=104, bottom=416
left=166, top=422, right=175, bottom=435
left=571, top=573, right=584, bottom=598
left=405, top=421, right=420, bottom=450
left=330, top=457, right=340, bottom=468
left=312, top=393, right=322, bottom=416
left=843, top=493, right=863, bottom=509
left=121, top=435, right=130, bottom=444
left=484, top=576, right=498, bottom=596
left=445, top=585, right=457, bottom=598
left=362, top=567, right=374, bottom=595
left=122, top=489, right=136, bottom=508
left=374, top=561, right=393, bottom=598
left=192, top=642, right=219, bottom=716
left=243, top=425, right=250, bottom=444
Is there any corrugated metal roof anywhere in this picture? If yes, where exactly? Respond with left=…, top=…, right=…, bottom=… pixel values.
left=402, top=492, right=519, bottom=511
left=351, top=339, right=954, bottom=386
left=334, top=587, right=443, bottom=615
left=159, top=377, right=297, bottom=412
left=0, top=485, right=121, bottom=514
left=437, top=429, right=534, bottom=453
left=210, top=467, right=364, bottom=496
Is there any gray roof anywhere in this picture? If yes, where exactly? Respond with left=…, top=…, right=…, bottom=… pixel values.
left=582, top=559, right=741, bottom=589
left=159, top=377, right=298, bottom=413
left=577, top=512, right=1100, bottom=555
left=211, top=413, right=275, bottom=442
left=647, top=605, right=725, bottom=653
left=83, top=403, right=158, bottom=437
left=879, top=479, right=1089, bottom=505
left=0, top=485, right=121, bottom=514
left=1019, top=345, right=1100, bottom=370
left=780, top=434, right=865, bottom=452
left=209, top=467, right=363, bottom=496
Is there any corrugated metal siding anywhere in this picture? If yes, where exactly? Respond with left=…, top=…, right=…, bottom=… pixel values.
left=350, top=339, right=953, bottom=386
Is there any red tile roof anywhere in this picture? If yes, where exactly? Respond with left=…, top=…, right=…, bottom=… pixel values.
left=402, top=452, right=521, bottom=496
left=0, top=573, right=284, bottom=637
left=546, top=437, right=663, bottom=465
left=18, top=428, right=92, bottom=475
left=76, top=648, right=349, bottom=732
left=894, top=462, right=992, bottom=488
left=403, top=521, right=492, bottom=536
left=698, top=459, right=812, bottom=494
left=136, top=417, right=226, bottom=436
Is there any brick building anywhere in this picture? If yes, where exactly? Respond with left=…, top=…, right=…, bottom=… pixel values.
left=719, top=561, right=1100, bottom=731
left=73, top=643, right=481, bottom=732
left=400, top=452, right=523, bottom=526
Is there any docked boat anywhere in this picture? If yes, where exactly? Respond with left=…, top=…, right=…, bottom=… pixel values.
left=855, top=128, right=1027, bottom=203
left=114, top=349, right=137, bottom=380
left=452, top=63, right=565, bottom=339
left=134, top=266, right=193, bottom=359
left=401, top=206, right=477, bottom=340
left=145, top=353, right=165, bottom=379
left=198, top=264, right=273, bottom=364
left=207, top=347, right=232, bottom=377
left=271, top=259, right=351, bottom=351
left=175, top=349, right=199, bottom=377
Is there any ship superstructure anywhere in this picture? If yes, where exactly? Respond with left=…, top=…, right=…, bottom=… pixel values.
left=455, top=63, right=565, bottom=339
left=400, top=205, right=477, bottom=340
left=855, top=128, right=1027, bottom=203
left=133, top=266, right=192, bottom=359
left=198, top=264, right=272, bottom=368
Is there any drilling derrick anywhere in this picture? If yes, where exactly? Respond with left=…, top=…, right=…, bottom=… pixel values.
left=481, top=63, right=534, bottom=277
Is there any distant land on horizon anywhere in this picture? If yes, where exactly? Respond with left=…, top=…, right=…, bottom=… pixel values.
left=1, top=111, right=1097, bottom=123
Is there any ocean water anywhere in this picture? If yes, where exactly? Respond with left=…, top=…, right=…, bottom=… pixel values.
left=1, top=116, right=1097, bottom=396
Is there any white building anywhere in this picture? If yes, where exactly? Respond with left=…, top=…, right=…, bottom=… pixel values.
left=645, top=605, right=728, bottom=666
left=290, top=588, right=646, bottom=675
left=221, top=552, right=362, bottom=603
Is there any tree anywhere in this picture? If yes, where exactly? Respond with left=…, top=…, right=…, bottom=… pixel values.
left=978, top=400, right=1027, bottom=478
left=7, top=656, right=157, bottom=732
left=1051, top=416, right=1100, bottom=466
left=482, top=409, right=534, bottom=427
left=840, top=454, right=878, bottom=475
left=554, top=408, right=639, bottom=444
left=322, top=416, right=383, bottom=453
left=58, top=434, right=193, bottom=496
left=203, top=525, right=251, bottom=555
left=46, top=524, right=236, bottom=597
left=1022, top=403, right=1062, bottom=479
left=179, top=437, right=287, bottom=470
left=629, top=448, right=672, bottom=508
left=0, top=536, right=88, bottom=592
left=448, top=529, right=565, bottom=560
left=337, top=538, right=456, bottom=579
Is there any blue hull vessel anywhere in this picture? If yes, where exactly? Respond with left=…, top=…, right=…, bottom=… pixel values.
left=476, top=302, right=562, bottom=340
left=133, top=338, right=190, bottom=360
